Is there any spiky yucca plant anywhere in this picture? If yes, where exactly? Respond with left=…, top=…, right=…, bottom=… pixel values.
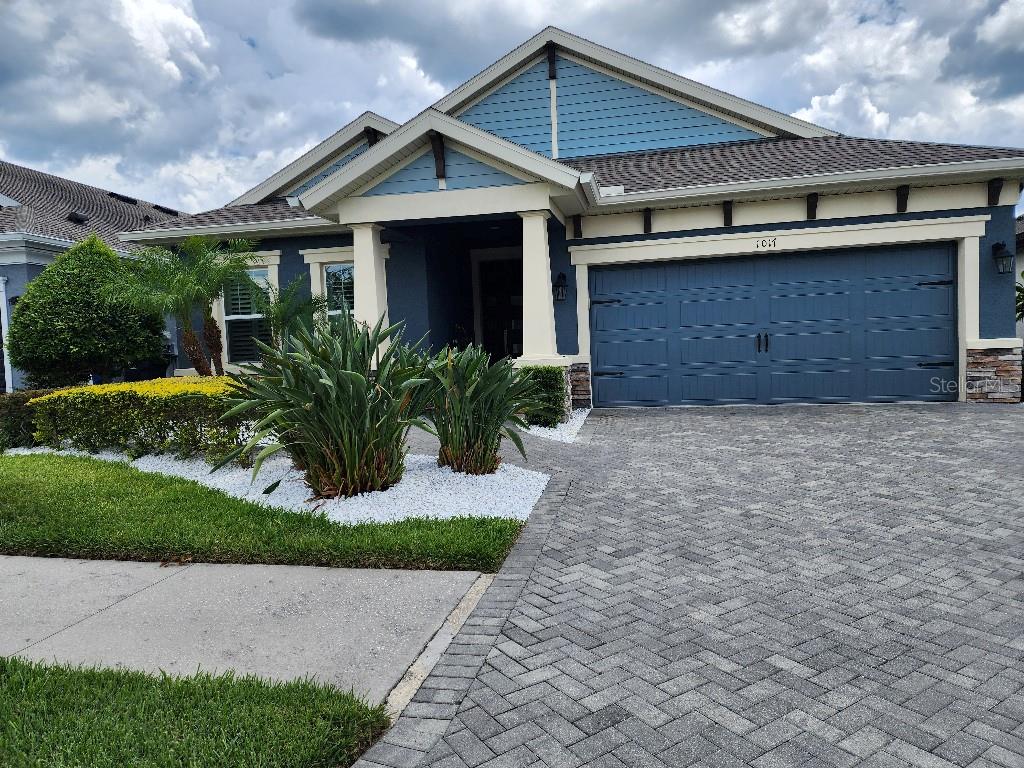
left=426, top=346, right=538, bottom=475
left=218, top=314, right=434, bottom=498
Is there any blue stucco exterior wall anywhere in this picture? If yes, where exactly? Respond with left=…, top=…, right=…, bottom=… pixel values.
left=555, top=56, right=761, bottom=157
left=364, top=149, right=524, bottom=196
left=385, top=239, right=432, bottom=345
left=459, top=59, right=553, bottom=157
left=1, top=260, right=45, bottom=390
left=548, top=219, right=578, bottom=355
left=570, top=206, right=1020, bottom=341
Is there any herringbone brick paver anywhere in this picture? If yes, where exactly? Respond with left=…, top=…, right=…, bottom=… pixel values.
left=357, top=405, right=1024, bottom=768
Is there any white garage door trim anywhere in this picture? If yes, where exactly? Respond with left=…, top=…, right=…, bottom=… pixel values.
left=569, top=215, right=1011, bottom=403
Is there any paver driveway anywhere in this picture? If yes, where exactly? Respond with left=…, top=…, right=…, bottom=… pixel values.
left=364, top=405, right=1024, bottom=768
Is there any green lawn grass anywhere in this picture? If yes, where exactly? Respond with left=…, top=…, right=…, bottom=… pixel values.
left=0, top=656, right=389, bottom=768
left=0, top=454, right=522, bottom=572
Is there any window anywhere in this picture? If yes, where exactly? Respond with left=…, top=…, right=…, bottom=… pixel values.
left=224, top=267, right=273, bottom=363
left=325, top=263, right=354, bottom=317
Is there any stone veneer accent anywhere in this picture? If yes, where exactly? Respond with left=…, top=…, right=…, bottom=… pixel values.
left=568, top=362, right=592, bottom=410
left=966, top=347, right=1022, bottom=403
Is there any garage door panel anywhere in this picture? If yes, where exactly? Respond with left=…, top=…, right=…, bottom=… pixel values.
left=591, top=263, right=667, bottom=295
left=864, top=286, right=954, bottom=320
left=863, top=246, right=953, bottom=278
left=680, top=334, right=759, bottom=366
left=769, top=329, right=854, bottom=364
left=865, top=327, right=956, bottom=359
left=679, top=295, right=758, bottom=327
left=594, top=374, right=669, bottom=405
left=770, top=290, right=853, bottom=323
left=768, top=368, right=856, bottom=402
left=589, top=242, right=957, bottom=406
left=592, top=301, right=668, bottom=331
left=679, top=372, right=759, bottom=403
left=675, top=258, right=757, bottom=289
left=865, top=366, right=955, bottom=401
left=593, top=337, right=669, bottom=368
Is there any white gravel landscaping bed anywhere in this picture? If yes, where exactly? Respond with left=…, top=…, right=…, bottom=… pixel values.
left=5, top=447, right=549, bottom=524
left=525, top=408, right=591, bottom=444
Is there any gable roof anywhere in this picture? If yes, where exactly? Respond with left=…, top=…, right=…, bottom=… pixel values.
left=228, top=111, right=398, bottom=207
left=565, top=137, right=1024, bottom=196
left=0, top=159, right=179, bottom=253
left=432, top=27, right=837, bottom=141
left=298, top=109, right=582, bottom=212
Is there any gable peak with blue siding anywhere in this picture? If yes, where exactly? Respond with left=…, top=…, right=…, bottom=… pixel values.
left=362, top=147, right=526, bottom=196
left=457, top=53, right=762, bottom=159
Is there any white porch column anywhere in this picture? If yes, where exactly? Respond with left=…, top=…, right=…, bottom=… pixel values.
left=957, top=236, right=981, bottom=402
left=519, top=210, right=559, bottom=362
left=349, top=223, right=389, bottom=328
left=0, top=276, right=13, bottom=392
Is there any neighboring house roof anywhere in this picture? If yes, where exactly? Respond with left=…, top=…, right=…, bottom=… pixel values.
left=121, top=198, right=342, bottom=243
left=0, top=159, right=179, bottom=252
left=228, top=112, right=398, bottom=207
left=564, top=136, right=1024, bottom=193
left=432, top=27, right=835, bottom=140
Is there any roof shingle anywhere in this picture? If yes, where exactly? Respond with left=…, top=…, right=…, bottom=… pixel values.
left=138, top=198, right=327, bottom=232
left=561, top=136, right=1024, bottom=194
left=0, top=160, right=179, bottom=251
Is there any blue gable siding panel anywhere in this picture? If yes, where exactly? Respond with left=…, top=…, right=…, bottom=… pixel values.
left=290, top=141, right=368, bottom=196
left=364, top=151, right=438, bottom=196
left=364, top=149, right=524, bottom=196
left=459, top=60, right=553, bottom=157
left=555, top=56, right=761, bottom=157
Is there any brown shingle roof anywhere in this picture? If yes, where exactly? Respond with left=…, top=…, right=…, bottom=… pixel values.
left=561, top=136, right=1024, bottom=194
left=139, top=198, right=328, bottom=232
left=0, top=160, right=179, bottom=251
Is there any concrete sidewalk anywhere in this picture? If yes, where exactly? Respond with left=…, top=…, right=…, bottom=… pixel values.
left=1, top=555, right=481, bottom=703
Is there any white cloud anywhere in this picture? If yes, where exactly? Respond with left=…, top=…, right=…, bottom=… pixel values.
left=976, top=0, right=1024, bottom=51
left=2, top=0, right=1024, bottom=213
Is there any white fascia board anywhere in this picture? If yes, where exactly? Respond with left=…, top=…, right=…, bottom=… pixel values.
left=590, top=157, right=1024, bottom=211
left=431, top=26, right=836, bottom=139
left=228, top=112, right=399, bottom=207
left=118, top=215, right=340, bottom=243
left=569, top=215, right=991, bottom=266
left=298, top=110, right=582, bottom=211
left=0, top=231, right=134, bottom=259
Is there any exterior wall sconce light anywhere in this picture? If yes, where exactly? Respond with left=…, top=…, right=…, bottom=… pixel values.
left=552, top=272, right=568, bottom=301
left=992, top=241, right=1015, bottom=274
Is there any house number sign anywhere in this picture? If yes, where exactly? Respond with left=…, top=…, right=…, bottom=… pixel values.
left=754, top=237, right=778, bottom=250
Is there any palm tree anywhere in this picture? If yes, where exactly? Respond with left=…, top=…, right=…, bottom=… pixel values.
left=109, top=236, right=259, bottom=375
left=180, top=237, right=261, bottom=375
left=250, top=275, right=329, bottom=349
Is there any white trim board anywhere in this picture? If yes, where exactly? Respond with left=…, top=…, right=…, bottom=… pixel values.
left=229, top=112, right=398, bottom=206
left=569, top=215, right=991, bottom=265
left=119, top=215, right=341, bottom=243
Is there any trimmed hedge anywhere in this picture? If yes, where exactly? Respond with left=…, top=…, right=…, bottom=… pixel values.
left=30, top=377, right=244, bottom=460
left=520, top=365, right=568, bottom=428
left=0, top=390, right=53, bottom=450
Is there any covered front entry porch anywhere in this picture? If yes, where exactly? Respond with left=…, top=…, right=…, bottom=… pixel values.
left=351, top=212, right=577, bottom=366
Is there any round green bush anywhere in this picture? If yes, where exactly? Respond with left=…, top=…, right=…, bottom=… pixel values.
left=7, top=235, right=166, bottom=388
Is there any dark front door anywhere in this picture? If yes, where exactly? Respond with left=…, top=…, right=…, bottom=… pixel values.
left=589, top=243, right=958, bottom=406
left=478, top=258, right=523, bottom=359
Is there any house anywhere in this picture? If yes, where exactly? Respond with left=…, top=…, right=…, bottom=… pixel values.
left=123, top=27, right=1024, bottom=406
left=0, top=160, right=181, bottom=391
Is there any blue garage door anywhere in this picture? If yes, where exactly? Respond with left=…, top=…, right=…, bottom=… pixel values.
left=590, top=243, right=958, bottom=406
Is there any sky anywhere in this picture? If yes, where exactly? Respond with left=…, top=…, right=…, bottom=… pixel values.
left=1, top=0, right=1023, bottom=213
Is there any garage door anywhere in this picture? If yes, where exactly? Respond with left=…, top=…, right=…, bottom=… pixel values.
left=589, top=243, right=958, bottom=406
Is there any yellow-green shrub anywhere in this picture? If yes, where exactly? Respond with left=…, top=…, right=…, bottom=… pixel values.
left=30, top=377, right=243, bottom=460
